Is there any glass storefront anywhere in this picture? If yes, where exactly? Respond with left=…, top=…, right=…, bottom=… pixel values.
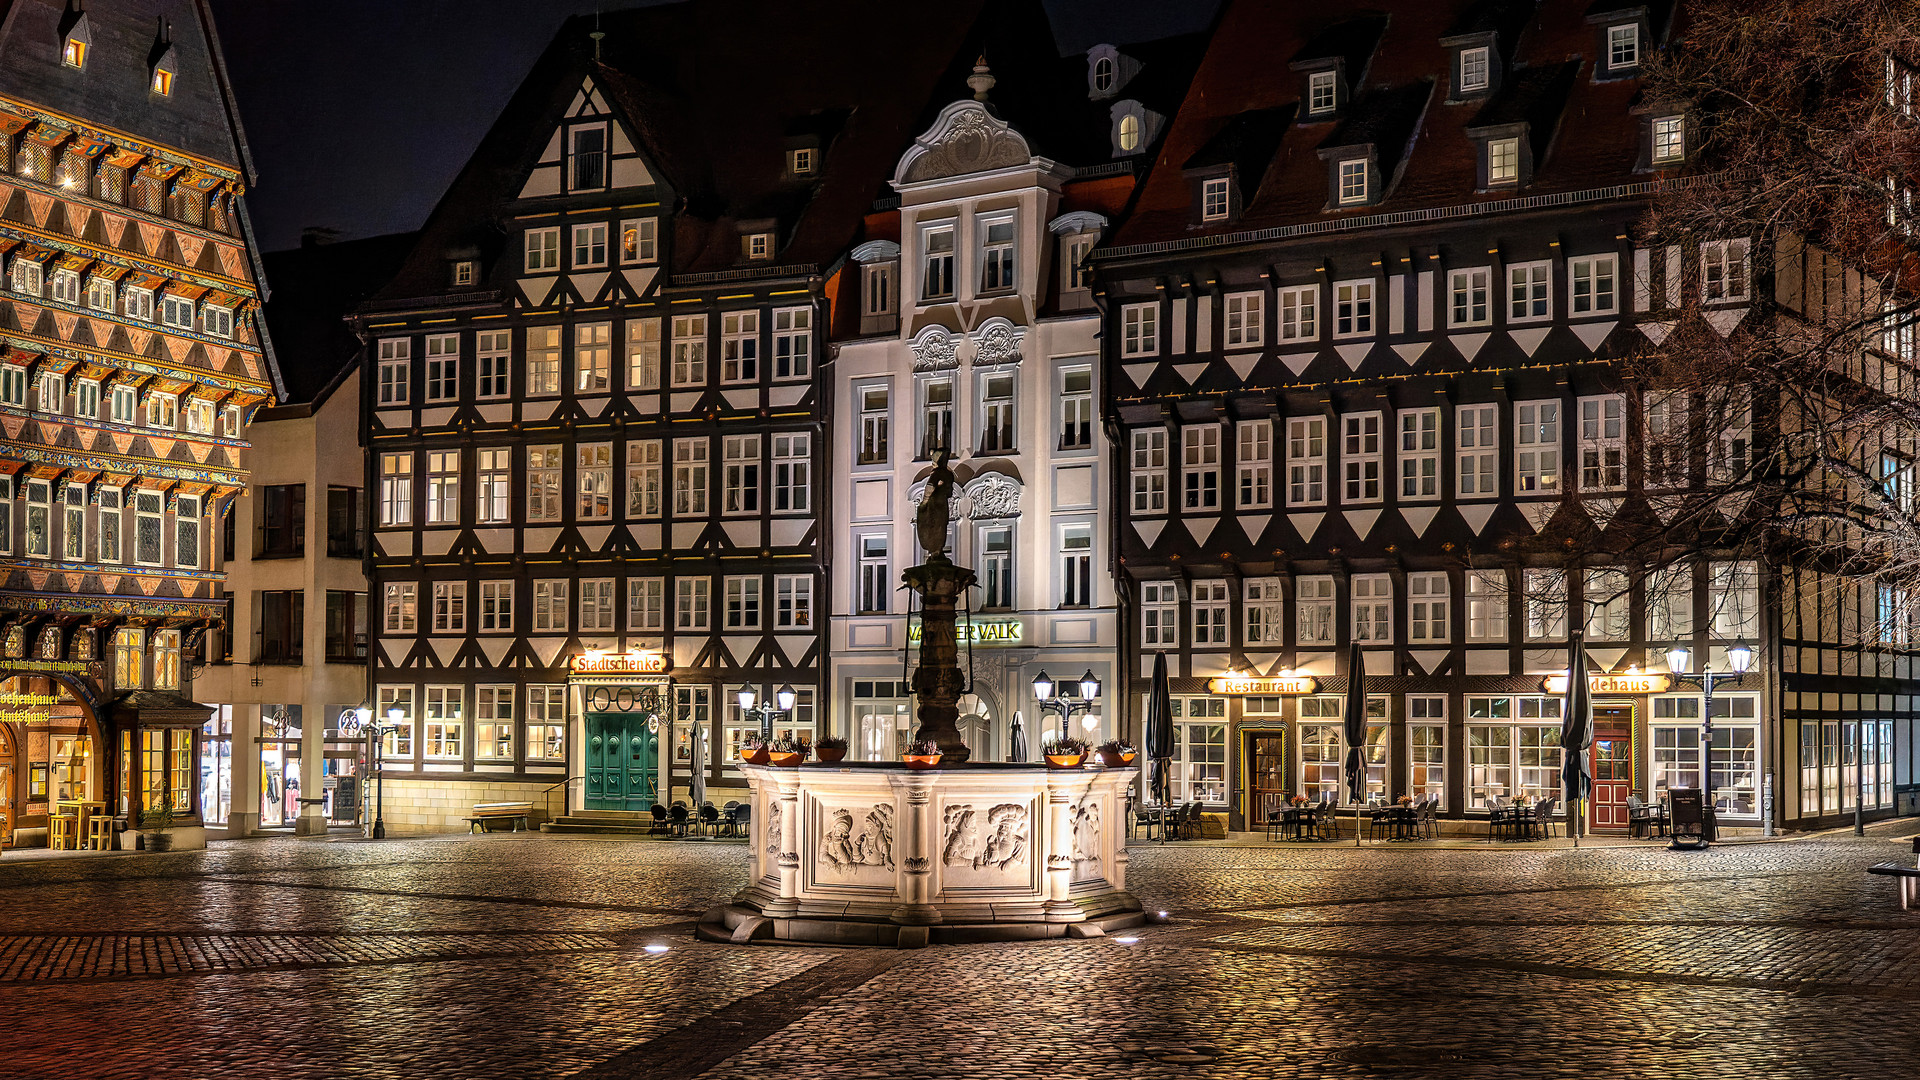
left=200, top=705, right=233, bottom=825
left=258, top=705, right=302, bottom=829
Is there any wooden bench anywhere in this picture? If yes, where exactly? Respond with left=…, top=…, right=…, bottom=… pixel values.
left=466, top=802, right=532, bottom=834
left=1868, top=838, right=1920, bottom=909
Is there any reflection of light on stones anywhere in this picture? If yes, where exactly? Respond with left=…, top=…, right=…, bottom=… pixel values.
left=643, top=944, right=670, bottom=954
left=1113, top=935, right=1140, bottom=944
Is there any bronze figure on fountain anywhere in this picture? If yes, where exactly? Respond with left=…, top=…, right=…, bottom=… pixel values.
left=905, top=450, right=974, bottom=762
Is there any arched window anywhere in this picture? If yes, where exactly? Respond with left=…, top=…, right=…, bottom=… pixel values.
left=1093, top=57, right=1114, bottom=93
left=1119, top=113, right=1142, bottom=152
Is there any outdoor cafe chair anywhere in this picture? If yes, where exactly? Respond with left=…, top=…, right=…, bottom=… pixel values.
left=1420, top=796, right=1440, bottom=839
left=699, top=802, right=720, bottom=835
left=1265, top=809, right=1285, bottom=842
left=1532, top=799, right=1555, bottom=840
left=649, top=804, right=670, bottom=836
left=1627, top=795, right=1654, bottom=839
left=1184, top=802, right=1205, bottom=839
left=719, top=801, right=741, bottom=836
left=669, top=803, right=691, bottom=836
left=732, top=802, right=751, bottom=835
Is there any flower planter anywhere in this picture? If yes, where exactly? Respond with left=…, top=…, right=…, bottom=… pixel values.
left=903, top=754, right=943, bottom=770
left=144, top=830, right=174, bottom=853
left=815, top=746, right=847, bottom=763
left=767, top=751, right=804, bottom=767
left=1119, top=752, right=1138, bottom=765
left=1095, top=750, right=1128, bottom=768
left=1044, top=753, right=1085, bottom=769
left=744, top=745, right=772, bottom=766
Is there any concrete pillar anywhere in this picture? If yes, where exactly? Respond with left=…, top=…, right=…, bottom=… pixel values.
left=294, top=699, right=326, bottom=835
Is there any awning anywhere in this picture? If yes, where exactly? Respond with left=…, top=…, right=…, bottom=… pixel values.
left=87, top=263, right=132, bottom=283
left=0, top=115, right=30, bottom=137
left=123, top=271, right=167, bottom=291
left=161, top=283, right=210, bottom=302
left=0, top=460, right=27, bottom=477
left=37, top=355, right=80, bottom=377
left=55, top=253, right=94, bottom=273
left=98, top=471, right=135, bottom=489
left=23, top=125, right=67, bottom=147
left=29, top=465, right=65, bottom=480
left=76, top=363, right=116, bottom=381
left=103, top=147, right=144, bottom=169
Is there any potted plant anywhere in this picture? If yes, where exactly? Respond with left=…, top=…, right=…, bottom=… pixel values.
left=902, top=738, right=943, bottom=770
left=741, top=734, right=772, bottom=766
left=766, top=737, right=808, bottom=767
left=1290, top=795, right=1309, bottom=807
left=141, top=798, right=177, bottom=852
left=814, top=735, right=850, bottom=763
left=1094, top=739, right=1136, bottom=768
left=1045, top=737, right=1090, bottom=769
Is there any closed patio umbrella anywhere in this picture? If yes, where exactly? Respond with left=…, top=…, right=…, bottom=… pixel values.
left=1561, top=631, right=1594, bottom=848
left=1342, top=641, right=1368, bottom=846
left=1145, top=651, right=1175, bottom=844
left=1008, top=712, right=1028, bottom=763
left=689, top=725, right=707, bottom=820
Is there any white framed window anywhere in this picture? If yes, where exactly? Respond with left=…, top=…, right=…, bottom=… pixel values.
left=86, top=275, right=115, bottom=312
left=1466, top=697, right=1564, bottom=804
left=1711, top=389, right=1752, bottom=482
left=526, top=326, right=561, bottom=395
left=775, top=574, right=813, bottom=628
left=1287, top=416, right=1327, bottom=506
left=0, top=365, right=24, bottom=406
left=859, top=386, right=889, bottom=464
left=1508, top=261, right=1550, bottom=322
left=1121, top=302, right=1158, bottom=356
left=423, top=334, right=458, bottom=402
left=789, top=147, right=815, bottom=175
left=1141, top=581, right=1179, bottom=647
left=431, top=581, right=466, bottom=633
left=1409, top=572, right=1449, bottom=643
left=626, top=439, right=663, bottom=519
left=579, top=578, right=616, bottom=632
left=1514, top=400, right=1559, bottom=494
left=451, top=260, right=475, bottom=287
left=426, top=450, right=459, bottom=524
left=575, top=321, right=611, bottom=393
left=1701, top=239, right=1751, bottom=302
left=10, top=259, right=43, bottom=297
left=857, top=535, right=889, bottom=614
left=672, top=437, right=708, bottom=515
left=744, top=232, right=771, bottom=260
left=979, top=373, right=1015, bottom=454
left=675, top=577, right=711, bottom=630
left=1171, top=699, right=1230, bottom=805
left=378, top=686, right=414, bottom=759
left=577, top=443, right=613, bottom=520
left=1577, top=395, right=1627, bottom=491
left=922, top=223, right=955, bottom=299
left=383, top=582, right=418, bottom=633
left=526, top=687, right=567, bottom=762
left=572, top=222, right=608, bottom=268
left=1353, top=574, right=1392, bottom=642
left=1191, top=580, right=1229, bottom=646
left=628, top=577, right=665, bottom=631
left=1607, top=23, right=1639, bottom=69
left=475, top=330, right=510, bottom=398
left=1341, top=412, right=1383, bottom=503
left=626, top=318, right=661, bottom=391
left=1237, top=420, right=1273, bottom=509
left=1487, top=138, right=1519, bottom=185
left=1524, top=568, right=1567, bottom=640
left=203, top=305, right=234, bottom=339
left=222, top=403, right=243, bottom=436
left=721, top=310, right=760, bottom=383
left=722, top=434, right=760, bottom=515
left=1709, top=561, right=1760, bottom=638
left=864, top=263, right=896, bottom=316
left=1652, top=115, right=1685, bottom=164
left=621, top=218, right=658, bottom=264
left=568, top=123, right=608, bottom=190
left=1645, top=392, right=1688, bottom=488
left=376, top=338, right=410, bottom=406
left=422, top=686, right=464, bottom=760
left=1449, top=267, right=1492, bottom=327
left=533, top=580, right=569, bottom=632
left=1224, top=291, right=1263, bottom=347
left=980, top=526, right=1014, bottom=609
left=1337, top=159, right=1369, bottom=204
left=479, top=580, right=514, bottom=632
left=1202, top=178, right=1231, bottom=221
left=379, top=453, right=412, bottom=526
left=771, top=432, right=809, bottom=513
left=1130, top=428, right=1167, bottom=513
left=1278, top=284, right=1318, bottom=341
left=1182, top=426, right=1220, bottom=510
left=1647, top=564, right=1694, bottom=640
left=145, top=392, right=177, bottom=429
left=1334, top=279, right=1374, bottom=337
left=671, top=314, right=708, bottom=385
left=1466, top=569, right=1508, bottom=642
left=124, top=286, right=153, bottom=321
left=23, top=481, right=52, bottom=559
left=772, top=306, right=811, bottom=379
left=61, top=484, right=85, bottom=561
left=1585, top=568, right=1630, bottom=641
left=1308, top=70, right=1337, bottom=114
left=96, top=485, right=120, bottom=563
left=1398, top=408, right=1440, bottom=500
left=1297, top=576, right=1336, bottom=644
left=1244, top=578, right=1286, bottom=644
left=474, top=686, right=514, bottom=761
left=75, top=380, right=99, bottom=420
left=1060, top=523, right=1093, bottom=607
left=979, top=214, right=1015, bottom=292
left=526, top=444, right=563, bottom=521
left=1410, top=702, right=1447, bottom=807
left=37, top=373, right=64, bottom=415
left=1460, top=46, right=1490, bottom=92
left=1457, top=404, right=1498, bottom=498
left=46, top=269, right=79, bottom=305
left=1060, top=368, right=1094, bottom=450
left=524, top=227, right=560, bottom=272
left=1569, top=255, right=1617, bottom=315
left=1093, top=55, right=1115, bottom=92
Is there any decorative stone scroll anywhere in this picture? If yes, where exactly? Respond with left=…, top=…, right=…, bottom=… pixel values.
left=964, top=472, right=1022, bottom=519
left=910, top=324, right=960, bottom=372
left=970, top=317, right=1026, bottom=367
left=895, top=101, right=1034, bottom=185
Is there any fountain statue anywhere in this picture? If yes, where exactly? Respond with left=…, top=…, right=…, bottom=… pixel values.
left=904, top=451, right=974, bottom=762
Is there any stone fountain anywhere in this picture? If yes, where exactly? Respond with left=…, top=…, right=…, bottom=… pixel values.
left=698, top=454, right=1144, bottom=947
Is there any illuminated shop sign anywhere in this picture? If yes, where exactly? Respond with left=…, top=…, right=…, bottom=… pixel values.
left=1205, top=675, right=1320, bottom=695
left=1540, top=673, right=1673, bottom=695
left=906, top=619, right=1023, bottom=645
left=568, top=651, right=672, bottom=679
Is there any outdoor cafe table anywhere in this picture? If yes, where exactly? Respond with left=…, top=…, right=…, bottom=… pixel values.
left=1374, top=804, right=1418, bottom=841
left=53, top=800, right=107, bottom=850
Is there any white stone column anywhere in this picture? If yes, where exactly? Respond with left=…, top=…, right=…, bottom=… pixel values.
left=294, top=700, right=327, bottom=835
left=1043, top=771, right=1079, bottom=921
left=762, top=768, right=803, bottom=917
left=889, top=771, right=940, bottom=925
left=225, top=704, right=262, bottom=838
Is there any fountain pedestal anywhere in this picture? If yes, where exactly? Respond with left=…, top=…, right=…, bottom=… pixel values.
left=903, top=555, right=974, bottom=763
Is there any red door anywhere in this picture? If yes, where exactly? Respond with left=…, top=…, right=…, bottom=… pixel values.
left=1589, top=732, right=1632, bottom=832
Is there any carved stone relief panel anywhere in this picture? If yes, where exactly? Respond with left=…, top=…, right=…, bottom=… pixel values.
left=939, top=800, right=1033, bottom=888
left=1070, top=797, right=1105, bottom=884
left=813, top=802, right=897, bottom=886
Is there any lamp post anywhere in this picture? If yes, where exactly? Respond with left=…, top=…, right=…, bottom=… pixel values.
left=1032, top=669, right=1102, bottom=742
left=338, top=705, right=395, bottom=839
left=1665, top=643, right=1754, bottom=840
left=738, top=684, right=798, bottom=741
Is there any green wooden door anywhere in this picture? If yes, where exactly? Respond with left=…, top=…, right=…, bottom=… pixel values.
left=584, top=714, right=658, bottom=811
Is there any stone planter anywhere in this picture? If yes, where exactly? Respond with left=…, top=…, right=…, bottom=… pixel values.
left=816, top=747, right=847, bottom=763
left=744, top=745, right=772, bottom=765
left=767, top=751, right=804, bottom=767
left=1094, top=751, right=1128, bottom=768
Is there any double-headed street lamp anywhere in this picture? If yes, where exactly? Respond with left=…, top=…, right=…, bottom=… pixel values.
left=338, top=705, right=400, bottom=839
left=1032, top=669, right=1102, bottom=742
left=1664, top=643, right=1754, bottom=833
left=738, top=685, right=798, bottom=740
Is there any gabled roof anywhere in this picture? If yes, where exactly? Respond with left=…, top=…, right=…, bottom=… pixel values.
left=260, top=233, right=416, bottom=406
left=1111, top=0, right=1658, bottom=248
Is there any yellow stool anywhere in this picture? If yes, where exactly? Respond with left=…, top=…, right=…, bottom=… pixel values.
left=49, top=814, right=79, bottom=851
left=84, top=814, right=115, bottom=851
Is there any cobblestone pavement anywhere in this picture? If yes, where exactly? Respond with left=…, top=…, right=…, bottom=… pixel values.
left=2, top=825, right=1918, bottom=1079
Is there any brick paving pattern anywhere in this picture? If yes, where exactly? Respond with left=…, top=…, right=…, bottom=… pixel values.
left=0, top=826, right=1916, bottom=1078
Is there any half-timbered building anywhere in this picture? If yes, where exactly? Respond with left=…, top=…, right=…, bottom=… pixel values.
left=0, top=0, right=275, bottom=850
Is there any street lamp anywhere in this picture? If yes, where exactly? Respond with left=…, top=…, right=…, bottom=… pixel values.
left=1665, top=643, right=1754, bottom=839
left=738, top=684, right=798, bottom=740
left=338, top=705, right=396, bottom=839
left=1032, top=669, right=1102, bottom=741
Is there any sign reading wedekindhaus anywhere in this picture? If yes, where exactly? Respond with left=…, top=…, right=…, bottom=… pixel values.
left=568, top=651, right=672, bottom=679
left=1541, top=673, right=1673, bottom=695
left=1205, top=675, right=1320, bottom=695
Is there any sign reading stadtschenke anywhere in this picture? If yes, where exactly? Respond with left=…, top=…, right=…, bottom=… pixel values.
left=568, top=651, right=672, bottom=677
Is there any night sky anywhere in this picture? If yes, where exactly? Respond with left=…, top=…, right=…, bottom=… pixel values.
left=208, top=0, right=1222, bottom=255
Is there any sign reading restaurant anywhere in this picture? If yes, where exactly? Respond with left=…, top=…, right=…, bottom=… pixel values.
left=568, top=650, right=672, bottom=679
left=1540, top=673, right=1673, bottom=695
left=1205, top=675, right=1320, bottom=695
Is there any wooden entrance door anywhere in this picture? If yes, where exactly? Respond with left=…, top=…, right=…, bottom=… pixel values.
left=1246, top=732, right=1289, bottom=825
left=1589, top=704, right=1634, bottom=832
left=585, top=714, right=657, bottom=811
left=0, top=723, right=12, bottom=849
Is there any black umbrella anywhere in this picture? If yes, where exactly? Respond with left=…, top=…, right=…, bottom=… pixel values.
left=1008, top=713, right=1028, bottom=763
left=1145, top=651, right=1175, bottom=844
left=1342, top=641, right=1368, bottom=846
left=1561, top=631, right=1595, bottom=847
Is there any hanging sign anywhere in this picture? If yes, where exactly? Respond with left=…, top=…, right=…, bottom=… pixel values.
left=1205, top=675, right=1319, bottom=695
left=568, top=651, right=672, bottom=679
left=1542, top=673, right=1672, bottom=695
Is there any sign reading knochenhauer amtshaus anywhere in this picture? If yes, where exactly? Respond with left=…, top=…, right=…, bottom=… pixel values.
left=1205, top=675, right=1320, bottom=695
left=1540, top=673, right=1673, bottom=695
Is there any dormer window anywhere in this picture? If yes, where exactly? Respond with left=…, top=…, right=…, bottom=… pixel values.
left=1607, top=24, right=1640, bottom=70
left=451, top=260, right=476, bottom=286
left=745, top=232, right=772, bottom=260
left=1202, top=178, right=1232, bottom=221
left=789, top=147, right=814, bottom=176
left=1460, top=47, right=1490, bottom=93
left=150, top=50, right=175, bottom=97
left=62, top=37, right=87, bottom=69
left=1488, top=138, right=1520, bottom=185
left=11, top=258, right=43, bottom=297
left=203, top=304, right=234, bottom=339
left=1119, top=113, right=1141, bottom=152
left=1337, top=159, right=1369, bottom=205
left=1651, top=115, right=1685, bottom=164
left=1309, top=71, right=1338, bottom=115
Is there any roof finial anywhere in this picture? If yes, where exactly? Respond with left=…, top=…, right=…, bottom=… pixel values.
left=968, top=55, right=995, bottom=102
left=590, top=4, right=604, bottom=61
